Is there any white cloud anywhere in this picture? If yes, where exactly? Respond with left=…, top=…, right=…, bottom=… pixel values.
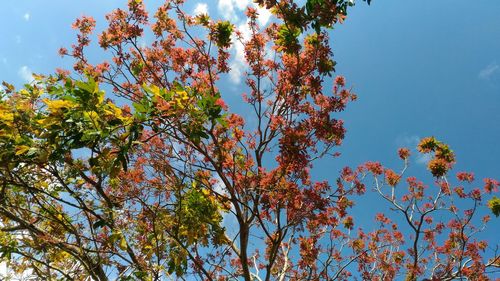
left=415, top=153, right=432, bottom=165
left=229, top=61, right=244, bottom=84
left=217, top=0, right=273, bottom=84
left=233, top=0, right=250, bottom=11
left=0, top=261, right=5, bottom=275
left=478, top=62, right=499, bottom=80
left=254, top=4, right=271, bottom=26
left=18, top=66, right=33, bottom=83
left=234, top=23, right=250, bottom=62
left=193, top=3, right=208, bottom=16
left=217, top=0, right=271, bottom=27
left=234, top=42, right=246, bottom=67
left=396, top=135, right=420, bottom=147
left=218, top=0, right=237, bottom=21
left=228, top=22, right=252, bottom=84
left=23, top=13, right=30, bottom=21
left=237, top=22, right=252, bottom=42
left=217, top=0, right=249, bottom=22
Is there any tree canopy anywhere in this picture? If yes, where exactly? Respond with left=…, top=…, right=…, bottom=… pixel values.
left=0, top=0, right=498, bottom=280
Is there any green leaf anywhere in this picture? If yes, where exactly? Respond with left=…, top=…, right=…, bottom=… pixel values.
left=93, top=219, right=107, bottom=229
left=76, top=77, right=98, bottom=95
left=132, top=102, right=147, bottom=114
left=109, top=232, right=120, bottom=243
left=0, top=247, right=12, bottom=260
left=119, top=236, right=128, bottom=251
left=214, top=21, right=233, bottom=48
left=26, top=147, right=38, bottom=157
left=133, top=271, right=150, bottom=280
left=488, top=196, right=500, bottom=217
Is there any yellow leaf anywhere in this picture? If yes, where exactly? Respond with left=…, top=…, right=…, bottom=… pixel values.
left=104, top=102, right=126, bottom=121
left=18, top=89, right=30, bottom=96
left=15, top=100, right=31, bottom=111
left=32, top=73, right=45, bottom=81
left=15, top=145, right=30, bottom=155
left=177, top=90, right=188, bottom=100
left=44, top=99, right=76, bottom=113
left=97, top=91, right=105, bottom=104
left=37, top=116, right=57, bottom=127
left=150, top=85, right=161, bottom=97
left=119, top=236, right=128, bottom=251
left=83, top=111, right=100, bottom=123
left=0, top=108, right=14, bottom=124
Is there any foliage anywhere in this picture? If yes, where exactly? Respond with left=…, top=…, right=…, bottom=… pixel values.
left=256, top=0, right=372, bottom=33
left=489, top=196, right=500, bottom=217
left=0, top=0, right=498, bottom=280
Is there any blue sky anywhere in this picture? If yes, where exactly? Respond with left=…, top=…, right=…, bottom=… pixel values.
left=332, top=0, right=500, bottom=175
left=1, top=0, right=500, bottom=274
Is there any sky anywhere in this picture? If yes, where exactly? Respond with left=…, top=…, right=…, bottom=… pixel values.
left=1, top=0, right=500, bottom=277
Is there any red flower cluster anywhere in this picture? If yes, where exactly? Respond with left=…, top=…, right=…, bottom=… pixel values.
left=398, top=147, right=411, bottom=160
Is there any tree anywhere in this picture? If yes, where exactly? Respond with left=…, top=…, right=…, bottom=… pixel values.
left=0, top=0, right=498, bottom=280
